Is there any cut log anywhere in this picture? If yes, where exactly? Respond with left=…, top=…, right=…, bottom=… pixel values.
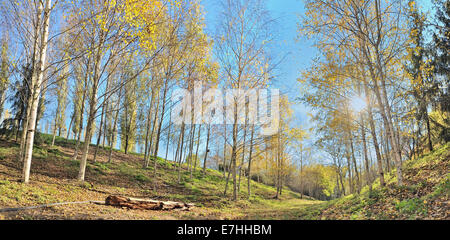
left=105, top=195, right=194, bottom=211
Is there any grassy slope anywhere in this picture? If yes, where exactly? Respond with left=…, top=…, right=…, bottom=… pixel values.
left=0, top=133, right=317, bottom=220
left=297, top=142, right=450, bottom=220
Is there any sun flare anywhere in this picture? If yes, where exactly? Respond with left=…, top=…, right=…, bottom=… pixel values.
left=350, top=95, right=367, bottom=113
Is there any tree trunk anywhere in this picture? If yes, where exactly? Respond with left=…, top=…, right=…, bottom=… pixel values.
left=73, top=64, right=89, bottom=161
left=153, top=79, right=169, bottom=159
left=202, top=123, right=211, bottom=174
left=51, top=109, right=58, bottom=147
left=143, top=90, right=154, bottom=167
left=222, top=125, right=227, bottom=178
left=230, top=104, right=238, bottom=201
left=145, top=90, right=160, bottom=168
left=93, top=101, right=106, bottom=162
left=348, top=129, right=360, bottom=193
left=66, top=114, right=74, bottom=140
left=108, top=85, right=123, bottom=164
left=425, top=111, right=433, bottom=151
left=360, top=115, right=372, bottom=191
left=19, top=0, right=44, bottom=163
left=165, top=113, right=172, bottom=163
left=192, top=124, right=201, bottom=178
left=22, top=0, right=52, bottom=183
left=177, top=123, right=186, bottom=183
left=247, top=124, right=255, bottom=199
left=77, top=30, right=104, bottom=182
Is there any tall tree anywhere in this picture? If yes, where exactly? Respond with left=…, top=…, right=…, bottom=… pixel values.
left=0, top=36, right=9, bottom=122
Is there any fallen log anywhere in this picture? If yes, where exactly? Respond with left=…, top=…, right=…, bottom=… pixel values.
left=105, top=195, right=195, bottom=211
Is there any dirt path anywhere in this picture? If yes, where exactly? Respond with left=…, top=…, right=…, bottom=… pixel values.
left=234, top=199, right=322, bottom=220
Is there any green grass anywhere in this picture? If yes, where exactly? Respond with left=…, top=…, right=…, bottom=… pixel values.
left=395, top=198, right=427, bottom=215
left=1, top=133, right=313, bottom=215
left=0, top=180, right=60, bottom=205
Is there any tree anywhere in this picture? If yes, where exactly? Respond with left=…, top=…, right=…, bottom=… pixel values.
left=0, top=36, right=9, bottom=122
left=301, top=0, right=408, bottom=186
left=74, top=0, right=169, bottom=181
left=431, top=0, right=450, bottom=142
left=51, top=54, right=69, bottom=146
left=405, top=1, right=436, bottom=152
left=22, top=0, right=53, bottom=183
left=120, top=61, right=138, bottom=154
left=216, top=0, right=275, bottom=201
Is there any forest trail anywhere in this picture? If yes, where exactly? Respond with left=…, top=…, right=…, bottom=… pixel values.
left=234, top=199, right=322, bottom=220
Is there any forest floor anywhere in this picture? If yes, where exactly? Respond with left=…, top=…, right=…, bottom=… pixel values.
left=0, top=134, right=448, bottom=220
left=0, top=134, right=318, bottom=220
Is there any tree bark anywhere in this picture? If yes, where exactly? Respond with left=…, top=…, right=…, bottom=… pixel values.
left=22, top=0, right=52, bottom=183
left=247, top=124, right=255, bottom=199
left=202, top=124, right=211, bottom=174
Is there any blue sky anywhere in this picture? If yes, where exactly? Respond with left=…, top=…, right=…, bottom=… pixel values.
left=202, top=0, right=316, bottom=129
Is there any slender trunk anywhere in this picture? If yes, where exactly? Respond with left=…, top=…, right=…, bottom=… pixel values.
left=177, top=123, right=185, bottom=183
left=51, top=111, right=58, bottom=147
left=152, top=88, right=167, bottom=192
left=108, top=86, right=122, bottom=163
left=222, top=125, right=227, bottom=178
left=192, top=124, right=201, bottom=178
left=425, top=111, right=433, bottom=151
left=346, top=149, right=353, bottom=194
left=153, top=79, right=169, bottom=159
left=349, top=130, right=360, bottom=193
left=383, top=130, right=391, bottom=173
left=239, top=119, right=248, bottom=193
left=247, top=124, right=255, bottom=199
left=145, top=91, right=160, bottom=168
left=231, top=104, right=238, bottom=201
left=143, top=91, right=154, bottom=167
left=124, top=105, right=129, bottom=154
left=78, top=30, right=104, bottom=182
left=275, top=135, right=280, bottom=199
left=174, top=126, right=181, bottom=164
left=223, top=154, right=234, bottom=196
left=339, top=166, right=345, bottom=196
left=164, top=113, right=172, bottom=163
left=73, top=63, right=89, bottom=161
left=93, top=101, right=106, bottom=162
left=203, top=123, right=211, bottom=174
left=102, top=99, right=109, bottom=148
left=186, top=124, right=195, bottom=176
left=361, top=115, right=372, bottom=191
left=66, top=114, right=74, bottom=140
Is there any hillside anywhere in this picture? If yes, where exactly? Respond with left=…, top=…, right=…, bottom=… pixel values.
left=0, top=135, right=448, bottom=220
left=294, top=143, right=450, bottom=220
left=0, top=134, right=318, bottom=220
